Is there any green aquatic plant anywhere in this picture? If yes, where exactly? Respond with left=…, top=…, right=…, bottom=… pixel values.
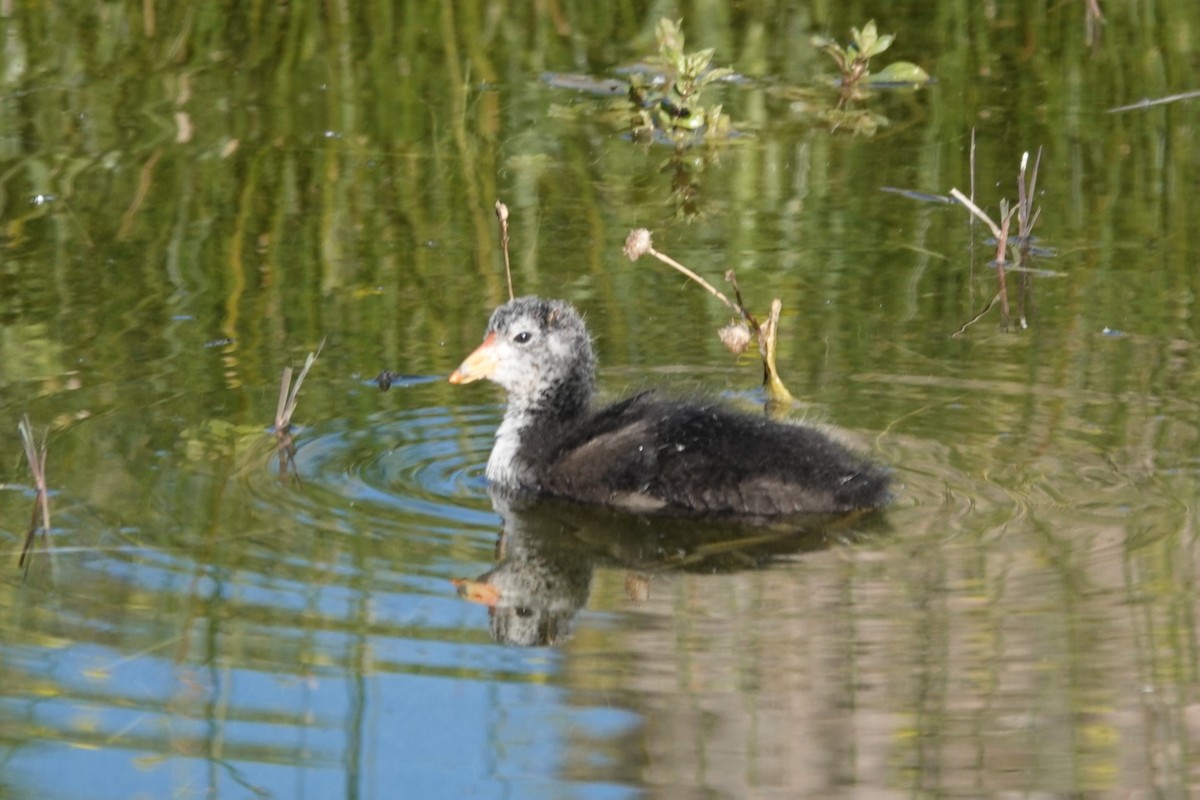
left=629, top=18, right=734, bottom=146
left=811, top=19, right=931, bottom=104
left=813, top=20, right=896, bottom=101
left=771, top=20, right=928, bottom=135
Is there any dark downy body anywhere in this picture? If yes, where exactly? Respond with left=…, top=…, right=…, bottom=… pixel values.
left=450, top=296, right=890, bottom=517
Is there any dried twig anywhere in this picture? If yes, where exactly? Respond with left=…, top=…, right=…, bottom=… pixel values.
left=995, top=201, right=1015, bottom=326
left=1016, top=148, right=1042, bottom=241
left=495, top=200, right=513, bottom=301
left=275, top=342, right=324, bottom=433
left=1085, top=0, right=1104, bottom=46
left=17, top=414, right=50, bottom=575
left=948, top=188, right=1003, bottom=239
left=623, top=229, right=794, bottom=404
left=623, top=229, right=739, bottom=313
left=760, top=299, right=794, bottom=405
left=274, top=342, right=324, bottom=482
left=1013, top=149, right=1042, bottom=329
left=949, top=147, right=1042, bottom=333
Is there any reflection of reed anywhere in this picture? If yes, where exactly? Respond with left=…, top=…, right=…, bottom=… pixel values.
left=1, top=1, right=1199, bottom=796
left=599, top=503, right=1200, bottom=796
left=17, top=414, right=50, bottom=576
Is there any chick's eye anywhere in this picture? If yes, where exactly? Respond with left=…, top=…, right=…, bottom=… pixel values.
left=513, top=331, right=532, bottom=344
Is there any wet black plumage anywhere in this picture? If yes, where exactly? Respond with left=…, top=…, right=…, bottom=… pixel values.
left=449, top=296, right=890, bottom=516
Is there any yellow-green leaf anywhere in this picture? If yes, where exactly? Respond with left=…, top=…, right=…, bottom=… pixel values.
left=867, top=61, right=932, bottom=85
left=865, top=33, right=894, bottom=57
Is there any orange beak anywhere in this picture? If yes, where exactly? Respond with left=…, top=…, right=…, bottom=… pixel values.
left=448, top=332, right=498, bottom=384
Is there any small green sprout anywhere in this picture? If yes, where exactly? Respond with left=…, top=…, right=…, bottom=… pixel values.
left=632, top=18, right=735, bottom=146
left=811, top=20, right=896, bottom=100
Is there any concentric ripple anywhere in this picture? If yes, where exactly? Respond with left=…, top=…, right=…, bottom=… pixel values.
left=243, top=404, right=506, bottom=541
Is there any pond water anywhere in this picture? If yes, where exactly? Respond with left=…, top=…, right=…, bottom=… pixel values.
left=3, top=2, right=1200, bottom=798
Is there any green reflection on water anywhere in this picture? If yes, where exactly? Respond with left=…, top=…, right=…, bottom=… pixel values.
left=1, top=1, right=1200, bottom=797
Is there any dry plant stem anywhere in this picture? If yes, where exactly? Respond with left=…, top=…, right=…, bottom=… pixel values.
left=995, top=204, right=1015, bottom=327
left=626, top=229, right=794, bottom=403
left=274, top=366, right=300, bottom=479
left=18, top=414, right=50, bottom=573
left=495, top=200, right=513, bottom=301
left=1014, top=149, right=1041, bottom=329
left=726, top=272, right=792, bottom=403
left=275, top=366, right=294, bottom=429
left=644, top=247, right=739, bottom=315
left=1016, top=152, right=1030, bottom=232
left=1016, top=148, right=1042, bottom=240
left=969, top=128, right=977, bottom=292
left=948, top=188, right=1003, bottom=239
left=275, top=342, right=324, bottom=432
left=274, top=345, right=322, bottom=485
left=724, top=270, right=759, bottom=328
left=760, top=300, right=795, bottom=405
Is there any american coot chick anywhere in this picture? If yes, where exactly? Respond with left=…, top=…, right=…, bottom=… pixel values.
left=449, top=297, right=890, bottom=516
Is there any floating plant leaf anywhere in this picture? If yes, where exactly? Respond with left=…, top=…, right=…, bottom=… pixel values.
left=867, top=62, right=932, bottom=86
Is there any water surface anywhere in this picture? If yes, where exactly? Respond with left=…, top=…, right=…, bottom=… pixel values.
left=2, top=2, right=1200, bottom=798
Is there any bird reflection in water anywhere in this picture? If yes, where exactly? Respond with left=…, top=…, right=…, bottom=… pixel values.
left=454, top=488, right=887, bottom=647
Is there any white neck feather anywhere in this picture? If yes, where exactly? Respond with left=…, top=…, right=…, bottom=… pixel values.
left=486, top=412, right=528, bottom=487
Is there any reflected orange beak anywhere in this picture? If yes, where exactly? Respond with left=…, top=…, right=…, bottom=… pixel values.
left=448, top=332, right=498, bottom=385
left=452, top=578, right=501, bottom=607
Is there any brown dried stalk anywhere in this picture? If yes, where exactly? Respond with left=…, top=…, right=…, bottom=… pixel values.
left=17, top=414, right=50, bottom=575
left=274, top=343, right=323, bottom=481
left=623, top=229, right=795, bottom=404
left=495, top=201, right=514, bottom=301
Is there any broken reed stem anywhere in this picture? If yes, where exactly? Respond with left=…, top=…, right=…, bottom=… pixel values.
left=761, top=299, right=795, bottom=405
left=1014, top=148, right=1042, bottom=330
left=1016, top=151, right=1030, bottom=235
left=995, top=202, right=1014, bottom=327
left=18, top=414, right=50, bottom=572
left=969, top=128, right=977, bottom=292
left=952, top=148, right=1043, bottom=335
left=495, top=200, right=513, bottom=301
left=1016, top=147, right=1042, bottom=241
left=275, top=366, right=294, bottom=429
left=275, top=341, right=325, bottom=433
left=948, top=188, right=1003, bottom=240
